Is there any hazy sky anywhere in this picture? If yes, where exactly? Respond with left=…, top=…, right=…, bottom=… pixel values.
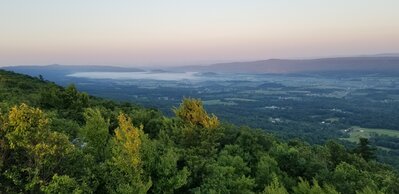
left=1, top=0, right=399, bottom=66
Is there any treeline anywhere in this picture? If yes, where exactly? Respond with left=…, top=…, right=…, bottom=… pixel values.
left=0, top=70, right=399, bottom=194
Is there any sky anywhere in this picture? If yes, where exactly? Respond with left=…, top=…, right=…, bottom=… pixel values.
left=1, top=0, right=399, bottom=66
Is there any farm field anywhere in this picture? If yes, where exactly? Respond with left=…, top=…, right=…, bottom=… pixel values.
left=341, top=126, right=399, bottom=143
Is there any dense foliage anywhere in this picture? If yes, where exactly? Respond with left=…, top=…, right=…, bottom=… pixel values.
left=9, top=68, right=399, bottom=170
left=1, top=70, right=398, bottom=193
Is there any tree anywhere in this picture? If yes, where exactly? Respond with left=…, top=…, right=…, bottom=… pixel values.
left=105, top=113, right=151, bottom=194
left=354, top=138, right=376, bottom=161
left=325, top=140, right=348, bottom=169
left=39, top=84, right=89, bottom=123
left=60, top=84, right=89, bottom=123
left=356, top=186, right=384, bottom=194
left=5, top=103, right=49, bottom=149
left=293, top=178, right=339, bottom=194
left=173, top=98, right=219, bottom=129
left=256, top=155, right=280, bottom=190
left=1, top=104, right=78, bottom=192
left=331, top=162, right=376, bottom=194
left=262, top=175, right=288, bottom=194
left=41, top=174, right=83, bottom=194
left=38, top=75, right=44, bottom=81
left=197, top=145, right=255, bottom=194
left=146, top=144, right=190, bottom=194
left=79, top=108, right=110, bottom=162
left=39, top=85, right=62, bottom=109
left=173, top=98, right=223, bottom=155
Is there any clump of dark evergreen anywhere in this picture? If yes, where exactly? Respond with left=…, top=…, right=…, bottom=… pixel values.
left=0, top=69, right=398, bottom=193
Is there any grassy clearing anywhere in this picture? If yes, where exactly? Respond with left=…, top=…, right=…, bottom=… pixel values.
left=341, top=126, right=399, bottom=143
left=224, top=98, right=257, bottom=102
left=203, top=99, right=237, bottom=106
left=242, top=90, right=288, bottom=95
left=325, top=117, right=340, bottom=122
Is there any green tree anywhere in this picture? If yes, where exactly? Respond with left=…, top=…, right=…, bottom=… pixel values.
left=146, top=144, right=190, bottom=194
left=41, top=174, right=83, bottom=194
left=354, top=138, right=376, bottom=161
left=325, top=140, right=348, bottom=169
left=255, top=154, right=280, bottom=190
left=293, top=178, right=339, bottom=194
left=331, top=162, right=376, bottom=194
left=197, top=146, right=255, bottom=194
left=60, top=84, right=89, bottom=122
left=39, top=86, right=62, bottom=109
left=356, top=186, right=384, bottom=194
left=79, top=108, right=110, bottom=162
left=262, top=175, right=288, bottom=194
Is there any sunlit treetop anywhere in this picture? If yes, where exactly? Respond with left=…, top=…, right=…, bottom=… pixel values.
left=174, top=97, right=219, bottom=129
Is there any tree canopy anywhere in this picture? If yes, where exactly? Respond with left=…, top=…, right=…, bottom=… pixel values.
left=0, top=69, right=398, bottom=193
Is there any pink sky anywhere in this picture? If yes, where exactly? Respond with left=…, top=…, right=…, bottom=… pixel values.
left=1, top=0, right=399, bottom=66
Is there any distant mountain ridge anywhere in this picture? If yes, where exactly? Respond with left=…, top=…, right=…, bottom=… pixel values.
left=2, top=56, right=399, bottom=76
left=3, top=64, right=143, bottom=73
left=1, top=64, right=144, bottom=79
left=175, top=56, right=399, bottom=74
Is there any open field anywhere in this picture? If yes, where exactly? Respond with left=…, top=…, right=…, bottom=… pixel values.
left=341, top=126, right=399, bottom=143
left=203, top=99, right=237, bottom=106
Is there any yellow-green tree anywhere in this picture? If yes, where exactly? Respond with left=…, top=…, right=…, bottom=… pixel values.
left=174, top=98, right=219, bottom=129
left=293, top=178, right=339, bottom=194
left=173, top=98, right=222, bottom=149
left=262, top=175, right=288, bottom=194
left=171, top=98, right=224, bottom=190
left=106, top=113, right=151, bottom=194
left=6, top=103, right=49, bottom=149
left=41, top=174, right=83, bottom=194
left=1, top=104, right=77, bottom=192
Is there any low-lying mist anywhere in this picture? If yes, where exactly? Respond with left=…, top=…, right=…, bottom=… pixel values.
left=67, top=71, right=199, bottom=81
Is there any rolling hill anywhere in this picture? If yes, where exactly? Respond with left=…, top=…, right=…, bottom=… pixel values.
left=175, top=56, right=399, bottom=74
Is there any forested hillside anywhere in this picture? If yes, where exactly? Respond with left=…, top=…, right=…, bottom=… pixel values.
left=1, top=69, right=398, bottom=194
